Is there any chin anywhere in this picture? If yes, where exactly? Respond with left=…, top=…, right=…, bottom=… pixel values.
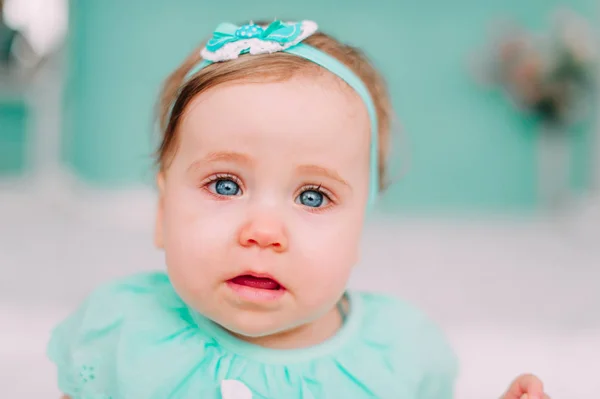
left=219, top=312, right=298, bottom=339
left=223, top=319, right=287, bottom=339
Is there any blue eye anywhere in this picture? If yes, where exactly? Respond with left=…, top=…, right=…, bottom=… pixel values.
left=211, top=179, right=241, bottom=196
left=298, top=189, right=326, bottom=208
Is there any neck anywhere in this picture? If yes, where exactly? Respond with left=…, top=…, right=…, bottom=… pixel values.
left=232, top=297, right=347, bottom=350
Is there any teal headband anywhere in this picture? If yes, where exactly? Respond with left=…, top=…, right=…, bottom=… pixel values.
left=180, top=20, right=379, bottom=208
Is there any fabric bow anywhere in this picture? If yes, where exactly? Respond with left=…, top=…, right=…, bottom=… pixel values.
left=200, top=20, right=318, bottom=62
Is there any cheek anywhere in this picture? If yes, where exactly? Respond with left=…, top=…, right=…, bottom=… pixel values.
left=161, top=187, right=240, bottom=280
left=292, top=209, right=364, bottom=302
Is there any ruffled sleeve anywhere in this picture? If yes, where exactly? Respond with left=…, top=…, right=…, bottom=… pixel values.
left=46, top=272, right=196, bottom=399
left=413, top=316, right=458, bottom=399
left=356, top=293, right=459, bottom=399
left=47, top=277, right=128, bottom=398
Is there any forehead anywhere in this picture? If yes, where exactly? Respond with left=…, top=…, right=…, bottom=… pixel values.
left=176, top=74, right=370, bottom=163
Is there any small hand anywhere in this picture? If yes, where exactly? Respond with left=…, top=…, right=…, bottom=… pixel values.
left=501, top=374, right=550, bottom=399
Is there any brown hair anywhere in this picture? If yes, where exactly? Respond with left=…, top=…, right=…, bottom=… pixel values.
left=156, top=22, right=393, bottom=190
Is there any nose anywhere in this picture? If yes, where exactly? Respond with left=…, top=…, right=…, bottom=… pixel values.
left=238, top=215, right=288, bottom=252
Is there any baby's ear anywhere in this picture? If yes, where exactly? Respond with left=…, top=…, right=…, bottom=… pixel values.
left=154, top=172, right=166, bottom=249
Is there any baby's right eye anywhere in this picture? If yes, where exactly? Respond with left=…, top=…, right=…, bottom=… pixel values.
left=206, top=176, right=242, bottom=196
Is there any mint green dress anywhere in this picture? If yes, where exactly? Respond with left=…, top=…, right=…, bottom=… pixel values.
left=47, top=272, right=458, bottom=399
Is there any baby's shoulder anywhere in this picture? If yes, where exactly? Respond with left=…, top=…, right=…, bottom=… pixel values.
left=85, top=270, right=175, bottom=302
left=61, top=272, right=178, bottom=325
left=47, top=272, right=190, bottom=397
left=353, top=291, right=458, bottom=377
left=50, top=271, right=183, bottom=340
left=356, top=291, right=445, bottom=332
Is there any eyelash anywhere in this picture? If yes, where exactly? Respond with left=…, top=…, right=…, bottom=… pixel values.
left=299, top=184, right=333, bottom=200
left=200, top=174, right=336, bottom=208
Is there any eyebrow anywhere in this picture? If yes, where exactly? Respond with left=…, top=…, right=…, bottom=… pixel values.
left=187, top=151, right=254, bottom=172
left=297, top=164, right=350, bottom=188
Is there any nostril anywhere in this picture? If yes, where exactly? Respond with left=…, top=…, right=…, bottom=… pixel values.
left=240, top=227, right=287, bottom=250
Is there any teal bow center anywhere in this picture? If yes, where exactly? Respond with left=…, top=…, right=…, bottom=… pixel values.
left=235, top=24, right=265, bottom=39
left=206, top=20, right=304, bottom=53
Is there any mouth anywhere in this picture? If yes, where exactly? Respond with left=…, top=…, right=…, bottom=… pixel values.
left=226, top=273, right=286, bottom=301
left=229, top=273, right=283, bottom=290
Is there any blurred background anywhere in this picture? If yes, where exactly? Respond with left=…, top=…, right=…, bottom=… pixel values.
left=1, top=0, right=599, bottom=397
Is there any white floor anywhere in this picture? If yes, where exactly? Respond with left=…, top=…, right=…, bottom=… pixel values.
left=1, top=178, right=600, bottom=398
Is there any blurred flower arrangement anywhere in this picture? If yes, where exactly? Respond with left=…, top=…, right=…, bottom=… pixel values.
left=474, top=10, right=598, bottom=129
left=472, top=9, right=599, bottom=210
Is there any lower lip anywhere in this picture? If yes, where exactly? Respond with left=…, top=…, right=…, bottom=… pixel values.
left=226, top=281, right=286, bottom=302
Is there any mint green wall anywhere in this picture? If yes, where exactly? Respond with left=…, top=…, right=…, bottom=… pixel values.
left=0, top=100, right=28, bottom=175
left=63, top=0, right=597, bottom=212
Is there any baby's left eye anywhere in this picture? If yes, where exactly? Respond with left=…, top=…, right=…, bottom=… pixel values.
left=296, top=189, right=329, bottom=208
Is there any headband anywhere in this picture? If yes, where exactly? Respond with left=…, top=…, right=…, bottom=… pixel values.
left=177, top=20, right=379, bottom=207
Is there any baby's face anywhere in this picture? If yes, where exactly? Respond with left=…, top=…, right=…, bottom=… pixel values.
left=156, top=73, right=371, bottom=338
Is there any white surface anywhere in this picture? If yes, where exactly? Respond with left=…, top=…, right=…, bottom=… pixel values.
left=1, top=181, right=599, bottom=398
